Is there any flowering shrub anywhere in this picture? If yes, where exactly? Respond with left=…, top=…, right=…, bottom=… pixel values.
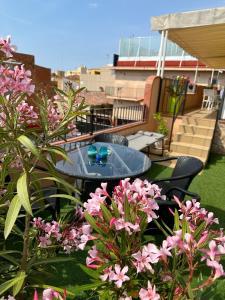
left=63, top=178, right=225, bottom=300
left=0, top=35, right=86, bottom=298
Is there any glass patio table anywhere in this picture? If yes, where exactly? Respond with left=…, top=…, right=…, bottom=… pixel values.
left=56, top=142, right=151, bottom=181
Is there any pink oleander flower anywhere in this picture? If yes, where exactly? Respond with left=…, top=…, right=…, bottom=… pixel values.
left=100, top=266, right=114, bottom=281
left=119, top=294, right=132, bottom=300
left=206, top=259, right=225, bottom=280
left=42, top=288, right=63, bottom=300
left=39, top=235, right=52, bottom=248
left=0, top=35, right=16, bottom=57
left=111, top=264, right=130, bottom=288
left=86, top=245, right=105, bottom=269
left=83, top=193, right=106, bottom=216
left=139, top=281, right=160, bottom=300
left=16, top=100, right=39, bottom=125
left=111, top=217, right=140, bottom=235
left=201, top=240, right=219, bottom=261
left=132, top=250, right=153, bottom=273
left=0, top=64, right=35, bottom=97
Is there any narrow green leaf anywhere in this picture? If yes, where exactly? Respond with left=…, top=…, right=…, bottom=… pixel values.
left=174, top=209, right=180, bottom=230
left=100, top=204, right=112, bottom=223
left=73, top=282, right=104, bottom=293
left=79, top=264, right=100, bottom=279
left=45, top=146, right=71, bottom=163
left=187, top=284, right=194, bottom=299
left=84, top=212, right=105, bottom=235
left=47, top=194, right=82, bottom=205
left=124, top=196, right=130, bottom=222
left=17, top=173, right=32, bottom=215
left=17, top=135, right=39, bottom=156
left=13, top=271, right=26, bottom=296
left=4, top=195, right=21, bottom=239
left=0, top=274, right=26, bottom=296
left=28, top=257, right=76, bottom=269
left=41, top=177, right=78, bottom=193
left=111, top=200, right=120, bottom=218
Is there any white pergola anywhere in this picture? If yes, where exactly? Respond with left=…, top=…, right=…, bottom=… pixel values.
left=151, top=6, right=225, bottom=78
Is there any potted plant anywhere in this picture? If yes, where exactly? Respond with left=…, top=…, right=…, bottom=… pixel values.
left=152, top=113, right=169, bottom=151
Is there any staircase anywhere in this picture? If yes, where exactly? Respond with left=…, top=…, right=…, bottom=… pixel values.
left=170, top=113, right=216, bottom=164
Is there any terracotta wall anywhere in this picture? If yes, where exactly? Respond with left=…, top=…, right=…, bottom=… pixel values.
left=1, top=51, right=53, bottom=96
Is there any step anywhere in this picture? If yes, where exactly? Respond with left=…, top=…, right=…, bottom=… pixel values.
left=169, top=151, right=207, bottom=165
left=173, top=132, right=212, bottom=147
left=182, top=116, right=216, bottom=128
left=179, top=124, right=214, bottom=136
left=170, top=142, right=209, bottom=158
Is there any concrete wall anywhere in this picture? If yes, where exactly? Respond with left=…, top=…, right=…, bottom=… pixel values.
left=80, top=68, right=115, bottom=91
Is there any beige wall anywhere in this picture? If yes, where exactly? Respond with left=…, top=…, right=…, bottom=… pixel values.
left=80, top=68, right=115, bottom=91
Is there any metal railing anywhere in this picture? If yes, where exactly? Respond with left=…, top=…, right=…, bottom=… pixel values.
left=62, top=105, right=146, bottom=141
left=119, top=36, right=193, bottom=59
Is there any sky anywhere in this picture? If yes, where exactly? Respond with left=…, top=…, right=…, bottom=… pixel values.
left=1, top=0, right=225, bottom=71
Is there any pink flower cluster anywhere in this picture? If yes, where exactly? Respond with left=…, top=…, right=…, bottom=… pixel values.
left=0, top=64, right=35, bottom=97
left=81, top=179, right=225, bottom=298
left=16, top=100, right=38, bottom=125
left=32, top=209, right=94, bottom=253
left=47, top=100, right=62, bottom=131
left=32, top=217, right=62, bottom=248
left=34, top=288, right=66, bottom=300
left=84, top=178, right=163, bottom=224
left=0, top=35, right=16, bottom=57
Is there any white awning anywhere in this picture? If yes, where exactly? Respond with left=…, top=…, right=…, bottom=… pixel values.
left=151, top=7, right=225, bottom=68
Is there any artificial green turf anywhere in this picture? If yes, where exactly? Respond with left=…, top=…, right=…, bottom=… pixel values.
left=148, top=153, right=225, bottom=228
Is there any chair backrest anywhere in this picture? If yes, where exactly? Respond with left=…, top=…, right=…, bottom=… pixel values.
left=171, top=156, right=204, bottom=190
left=94, top=133, right=128, bottom=146
left=203, top=89, right=215, bottom=98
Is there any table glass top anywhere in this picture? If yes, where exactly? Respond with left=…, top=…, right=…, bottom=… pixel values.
left=56, top=142, right=151, bottom=180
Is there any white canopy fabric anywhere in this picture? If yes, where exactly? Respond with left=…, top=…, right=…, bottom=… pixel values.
left=151, top=7, right=225, bottom=68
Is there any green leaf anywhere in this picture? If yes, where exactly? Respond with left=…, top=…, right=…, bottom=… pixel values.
left=124, top=196, right=130, bottom=222
left=41, top=177, right=78, bottom=193
left=79, top=264, right=100, bottom=279
left=84, top=212, right=105, bottom=235
left=17, top=135, right=39, bottom=156
left=174, top=209, right=180, bottom=230
left=28, top=257, right=76, bottom=269
left=47, top=194, right=82, bottom=205
left=100, top=204, right=112, bottom=223
left=4, top=195, right=22, bottom=239
left=111, top=199, right=120, bottom=218
left=17, top=173, right=32, bottom=215
left=187, top=284, right=194, bottom=299
left=13, top=271, right=26, bottom=296
left=0, top=273, right=26, bottom=296
left=73, top=282, right=104, bottom=293
left=45, top=146, right=72, bottom=163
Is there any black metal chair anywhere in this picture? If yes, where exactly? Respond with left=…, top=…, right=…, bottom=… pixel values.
left=147, top=156, right=203, bottom=231
left=93, top=133, right=128, bottom=146
left=151, top=156, right=203, bottom=201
